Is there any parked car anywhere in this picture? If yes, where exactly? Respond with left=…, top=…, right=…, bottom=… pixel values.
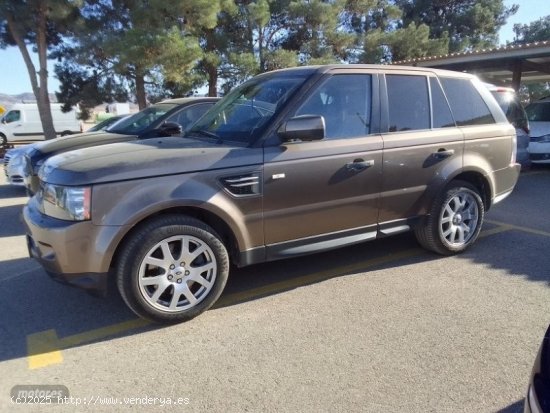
left=525, top=97, right=550, bottom=164
left=86, top=114, right=128, bottom=132
left=24, top=65, right=520, bottom=323
left=524, top=324, right=550, bottom=413
left=0, top=103, right=80, bottom=147
left=485, top=84, right=531, bottom=168
left=3, top=145, right=33, bottom=186
left=21, top=97, right=219, bottom=194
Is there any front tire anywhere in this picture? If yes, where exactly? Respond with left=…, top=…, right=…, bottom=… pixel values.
left=415, top=180, right=484, bottom=255
left=0, top=134, right=6, bottom=148
left=116, top=215, right=229, bottom=323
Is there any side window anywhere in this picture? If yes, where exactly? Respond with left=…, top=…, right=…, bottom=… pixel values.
left=440, top=78, right=495, bottom=126
left=429, top=77, right=455, bottom=128
left=3, top=110, right=21, bottom=123
left=386, top=75, right=430, bottom=132
left=295, top=74, right=372, bottom=139
left=166, top=103, right=213, bottom=131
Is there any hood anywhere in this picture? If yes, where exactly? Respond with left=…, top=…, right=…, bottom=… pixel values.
left=528, top=121, right=550, bottom=138
left=40, top=137, right=263, bottom=186
left=33, top=131, right=138, bottom=156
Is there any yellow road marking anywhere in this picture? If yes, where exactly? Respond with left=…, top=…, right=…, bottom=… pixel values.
left=216, top=248, right=423, bottom=307
left=27, top=330, right=63, bottom=369
left=478, top=225, right=511, bottom=238
left=486, top=220, right=550, bottom=238
left=26, top=320, right=150, bottom=370
left=24, top=223, right=517, bottom=369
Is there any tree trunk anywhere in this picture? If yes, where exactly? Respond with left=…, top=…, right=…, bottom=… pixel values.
left=207, top=65, right=218, bottom=97
left=36, top=1, right=56, bottom=140
left=135, top=70, right=147, bottom=110
left=6, top=2, right=57, bottom=140
left=205, top=30, right=218, bottom=97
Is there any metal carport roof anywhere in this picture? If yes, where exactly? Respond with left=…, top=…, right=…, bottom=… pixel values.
left=394, top=40, right=550, bottom=90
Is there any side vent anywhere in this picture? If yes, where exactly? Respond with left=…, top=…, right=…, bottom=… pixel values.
left=221, top=173, right=261, bottom=197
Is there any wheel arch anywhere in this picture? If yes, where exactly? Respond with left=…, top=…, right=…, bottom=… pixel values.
left=109, top=206, right=242, bottom=274
left=449, top=170, right=493, bottom=211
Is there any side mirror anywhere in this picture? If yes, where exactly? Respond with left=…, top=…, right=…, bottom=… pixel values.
left=158, top=121, right=182, bottom=137
left=277, top=115, right=325, bottom=142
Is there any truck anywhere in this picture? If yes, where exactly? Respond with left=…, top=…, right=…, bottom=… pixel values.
left=0, top=103, right=81, bottom=147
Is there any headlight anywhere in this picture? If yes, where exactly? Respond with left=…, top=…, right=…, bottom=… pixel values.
left=41, top=183, right=91, bottom=221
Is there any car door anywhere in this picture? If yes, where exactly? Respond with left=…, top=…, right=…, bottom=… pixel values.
left=378, top=73, right=464, bottom=228
left=2, top=109, right=23, bottom=141
left=262, top=71, right=383, bottom=259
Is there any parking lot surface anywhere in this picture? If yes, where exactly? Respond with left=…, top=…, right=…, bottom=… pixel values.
left=0, top=167, right=549, bottom=412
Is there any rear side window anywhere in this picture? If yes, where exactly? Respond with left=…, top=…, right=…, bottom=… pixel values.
left=430, top=78, right=455, bottom=128
left=386, top=75, right=429, bottom=132
left=440, top=78, right=495, bottom=126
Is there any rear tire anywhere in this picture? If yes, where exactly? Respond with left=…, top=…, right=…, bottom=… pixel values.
left=415, top=180, right=484, bottom=255
left=116, top=215, right=229, bottom=323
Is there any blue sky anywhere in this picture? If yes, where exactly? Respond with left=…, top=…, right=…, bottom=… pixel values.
left=0, top=0, right=549, bottom=95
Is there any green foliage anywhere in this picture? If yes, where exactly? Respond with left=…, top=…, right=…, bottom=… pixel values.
left=513, top=15, right=550, bottom=43
left=4, top=0, right=528, bottom=105
left=395, top=0, right=517, bottom=52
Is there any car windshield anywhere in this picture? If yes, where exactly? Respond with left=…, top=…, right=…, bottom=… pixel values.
left=525, top=102, right=550, bottom=122
left=187, top=72, right=311, bottom=144
left=108, top=103, right=179, bottom=134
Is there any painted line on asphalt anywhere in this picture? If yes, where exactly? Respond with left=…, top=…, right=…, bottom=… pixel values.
left=26, top=319, right=151, bottom=369
left=486, top=219, right=550, bottom=238
left=25, top=224, right=514, bottom=369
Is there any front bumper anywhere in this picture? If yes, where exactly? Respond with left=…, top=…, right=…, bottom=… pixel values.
left=529, top=142, right=550, bottom=164
left=23, top=197, right=122, bottom=294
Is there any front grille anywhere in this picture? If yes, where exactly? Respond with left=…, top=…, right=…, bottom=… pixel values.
left=530, top=153, right=550, bottom=160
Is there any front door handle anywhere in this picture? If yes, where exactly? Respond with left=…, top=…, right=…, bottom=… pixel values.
left=433, top=149, right=455, bottom=159
left=346, top=158, right=374, bottom=171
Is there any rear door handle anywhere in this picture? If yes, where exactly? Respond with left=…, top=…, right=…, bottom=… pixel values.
left=346, top=159, right=375, bottom=171
left=433, top=149, right=455, bottom=159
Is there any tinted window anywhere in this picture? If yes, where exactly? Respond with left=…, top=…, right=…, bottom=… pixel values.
left=166, top=103, right=214, bottom=131
left=109, top=103, right=180, bottom=134
left=491, top=91, right=528, bottom=130
left=4, top=110, right=21, bottom=123
left=188, top=72, right=310, bottom=143
left=525, top=102, right=550, bottom=122
left=430, top=77, right=455, bottom=128
left=295, top=74, right=372, bottom=139
left=440, top=78, right=495, bottom=126
left=386, top=75, right=429, bottom=132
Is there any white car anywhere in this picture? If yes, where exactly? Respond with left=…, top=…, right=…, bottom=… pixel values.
left=525, top=97, right=550, bottom=164
left=3, top=146, right=33, bottom=186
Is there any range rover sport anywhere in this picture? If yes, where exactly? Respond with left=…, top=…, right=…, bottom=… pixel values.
left=23, top=65, right=521, bottom=323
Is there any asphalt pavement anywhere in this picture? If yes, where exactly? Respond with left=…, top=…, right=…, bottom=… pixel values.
left=0, top=166, right=549, bottom=412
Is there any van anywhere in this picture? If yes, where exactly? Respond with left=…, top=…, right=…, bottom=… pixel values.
left=0, top=103, right=80, bottom=147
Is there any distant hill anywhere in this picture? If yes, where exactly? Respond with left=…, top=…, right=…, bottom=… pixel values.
left=0, top=93, right=57, bottom=110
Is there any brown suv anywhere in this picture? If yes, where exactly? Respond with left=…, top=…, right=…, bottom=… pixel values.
left=24, top=65, right=520, bottom=323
